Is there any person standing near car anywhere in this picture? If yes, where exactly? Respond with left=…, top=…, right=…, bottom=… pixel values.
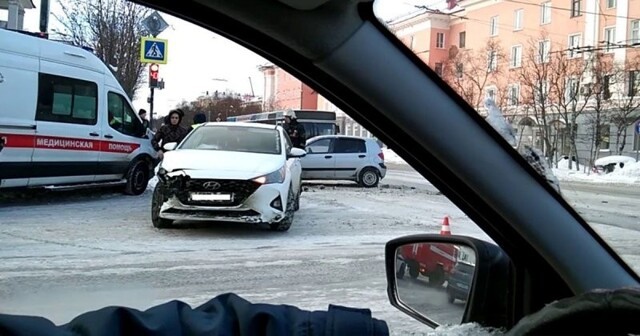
left=151, top=109, right=189, bottom=160
left=282, top=109, right=306, bottom=149
left=192, top=112, right=207, bottom=130
left=138, top=109, right=150, bottom=130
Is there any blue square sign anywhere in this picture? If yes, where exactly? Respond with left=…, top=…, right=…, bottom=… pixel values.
left=140, top=37, right=168, bottom=64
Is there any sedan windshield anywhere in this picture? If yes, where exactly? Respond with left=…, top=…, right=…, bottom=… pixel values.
left=180, top=126, right=282, bottom=155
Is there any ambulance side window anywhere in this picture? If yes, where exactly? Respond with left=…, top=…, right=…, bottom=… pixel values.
left=36, top=73, right=98, bottom=125
left=107, top=92, right=145, bottom=137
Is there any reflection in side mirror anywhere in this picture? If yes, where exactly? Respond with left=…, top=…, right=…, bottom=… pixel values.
left=394, top=242, right=477, bottom=327
left=163, top=142, right=178, bottom=151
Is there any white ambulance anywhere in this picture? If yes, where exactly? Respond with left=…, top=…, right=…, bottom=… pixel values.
left=0, top=29, right=157, bottom=195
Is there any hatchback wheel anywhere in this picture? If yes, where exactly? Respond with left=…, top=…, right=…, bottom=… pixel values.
left=359, top=167, right=379, bottom=188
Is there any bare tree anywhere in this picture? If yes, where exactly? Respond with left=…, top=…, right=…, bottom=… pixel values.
left=609, top=55, right=640, bottom=154
left=547, top=44, right=592, bottom=169
left=53, top=0, right=150, bottom=100
left=443, top=39, right=506, bottom=110
left=517, top=35, right=556, bottom=163
left=583, top=52, right=616, bottom=171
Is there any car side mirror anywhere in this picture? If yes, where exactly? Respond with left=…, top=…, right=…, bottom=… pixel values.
left=163, top=142, right=178, bottom=151
left=288, top=147, right=306, bottom=158
left=386, top=234, right=511, bottom=329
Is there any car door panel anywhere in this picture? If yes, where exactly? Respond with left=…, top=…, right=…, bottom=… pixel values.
left=300, top=138, right=335, bottom=179
left=333, top=138, right=367, bottom=179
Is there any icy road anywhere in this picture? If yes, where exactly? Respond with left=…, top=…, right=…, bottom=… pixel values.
left=1, top=169, right=639, bottom=335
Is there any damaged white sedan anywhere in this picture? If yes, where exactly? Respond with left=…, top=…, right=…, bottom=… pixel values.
left=151, top=122, right=306, bottom=231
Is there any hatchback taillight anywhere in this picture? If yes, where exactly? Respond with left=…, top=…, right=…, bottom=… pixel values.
left=378, top=151, right=384, bottom=161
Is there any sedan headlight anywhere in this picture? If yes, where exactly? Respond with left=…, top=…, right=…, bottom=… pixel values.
left=253, top=165, right=286, bottom=184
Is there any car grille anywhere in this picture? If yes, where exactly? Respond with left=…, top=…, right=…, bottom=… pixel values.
left=178, top=179, right=261, bottom=206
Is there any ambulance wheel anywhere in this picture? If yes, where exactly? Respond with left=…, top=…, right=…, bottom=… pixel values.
left=124, top=160, right=150, bottom=196
left=408, top=260, right=420, bottom=279
left=429, top=266, right=445, bottom=287
left=151, top=182, right=174, bottom=229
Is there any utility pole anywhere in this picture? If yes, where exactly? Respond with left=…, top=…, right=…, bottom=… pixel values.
left=39, top=0, right=50, bottom=34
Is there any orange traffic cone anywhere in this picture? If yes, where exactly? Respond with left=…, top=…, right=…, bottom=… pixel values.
left=440, top=216, right=451, bottom=235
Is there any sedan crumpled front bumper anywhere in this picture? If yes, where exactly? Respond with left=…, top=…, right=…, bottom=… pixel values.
left=156, top=171, right=288, bottom=224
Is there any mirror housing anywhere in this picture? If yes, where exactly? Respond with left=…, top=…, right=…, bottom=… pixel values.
left=288, top=147, right=306, bottom=158
left=386, top=234, right=511, bottom=329
left=163, top=142, right=178, bottom=151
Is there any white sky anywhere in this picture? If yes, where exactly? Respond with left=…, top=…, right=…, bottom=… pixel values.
left=15, top=0, right=432, bottom=117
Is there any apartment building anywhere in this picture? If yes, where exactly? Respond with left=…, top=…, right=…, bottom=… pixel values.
left=390, top=0, right=640, bottom=164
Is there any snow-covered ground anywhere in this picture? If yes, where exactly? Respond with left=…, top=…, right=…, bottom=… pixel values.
left=553, top=157, right=640, bottom=185
left=0, top=184, right=491, bottom=335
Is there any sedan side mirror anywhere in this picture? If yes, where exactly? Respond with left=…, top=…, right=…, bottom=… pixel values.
left=288, top=147, right=306, bottom=158
left=386, top=234, right=511, bottom=329
left=163, top=142, right=178, bottom=151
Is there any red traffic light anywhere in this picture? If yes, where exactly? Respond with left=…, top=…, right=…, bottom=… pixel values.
left=149, top=63, right=160, bottom=88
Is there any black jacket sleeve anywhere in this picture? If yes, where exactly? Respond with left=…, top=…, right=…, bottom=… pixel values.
left=0, top=292, right=389, bottom=336
left=151, top=126, right=167, bottom=151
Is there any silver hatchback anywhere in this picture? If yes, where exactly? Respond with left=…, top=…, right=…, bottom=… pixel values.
left=300, top=135, right=387, bottom=187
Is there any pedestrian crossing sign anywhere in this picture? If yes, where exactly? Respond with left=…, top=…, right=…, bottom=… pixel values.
left=140, top=37, right=168, bottom=64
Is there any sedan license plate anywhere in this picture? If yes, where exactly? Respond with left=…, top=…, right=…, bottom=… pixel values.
left=190, top=192, right=233, bottom=202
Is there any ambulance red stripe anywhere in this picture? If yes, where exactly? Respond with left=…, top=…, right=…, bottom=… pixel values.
left=0, top=134, right=141, bottom=154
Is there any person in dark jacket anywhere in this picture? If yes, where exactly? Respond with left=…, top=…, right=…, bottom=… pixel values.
left=282, top=109, right=306, bottom=149
left=151, top=109, right=190, bottom=159
left=138, top=109, right=150, bottom=129
left=0, top=292, right=389, bottom=336
left=192, top=112, right=207, bottom=130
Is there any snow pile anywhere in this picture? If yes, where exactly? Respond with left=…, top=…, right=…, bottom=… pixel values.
left=426, top=323, right=504, bottom=336
left=553, top=158, right=640, bottom=184
left=609, top=161, right=640, bottom=178
left=594, top=155, right=636, bottom=167
left=556, top=158, right=581, bottom=171
left=383, top=148, right=408, bottom=165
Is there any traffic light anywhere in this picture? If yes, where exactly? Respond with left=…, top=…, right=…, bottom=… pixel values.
left=149, top=63, right=159, bottom=88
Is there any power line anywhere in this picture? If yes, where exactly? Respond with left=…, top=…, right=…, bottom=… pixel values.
left=504, top=0, right=640, bottom=21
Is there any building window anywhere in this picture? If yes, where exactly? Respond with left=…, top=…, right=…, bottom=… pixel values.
left=511, top=45, right=522, bottom=68
left=568, top=34, right=581, bottom=58
left=565, top=77, right=579, bottom=101
left=602, top=75, right=612, bottom=100
left=456, top=63, right=464, bottom=78
left=599, top=125, right=610, bottom=150
left=631, top=20, right=639, bottom=44
left=490, top=16, right=499, bottom=36
left=459, top=31, right=466, bottom=48
left=409, top=35, right=416, bottom=49
left=36, top=73, right=98, bottom=125
left=571, top=0, right=581, bottom=17
left=508, top=84, right=520, bottom=105
left=541, top=2, right=551, bottom=24
left=514, top=9, right=523, bottom=30
left=436, top=32, right=445, bottom=49
left=537, top=40, right=550, bottom=63
left=629, top=71, right=640, bottom=96
left=488, top=51, right=498, bottom=71
left=607, top=0, right=616, bottom=8
left=435, top=62, right=443, bottom=76
left=486, top=87, right=497, bottom=100
left=604, top=27, right=616, bottom=52
left=535, top=81, right=549, bottom=104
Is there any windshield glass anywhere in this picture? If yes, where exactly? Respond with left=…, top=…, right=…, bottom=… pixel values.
left=3, top=0, right=640, bottom=334
left=180, top=125, right=282, bottom=154
left=373, top=0, right=640, bottom=277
